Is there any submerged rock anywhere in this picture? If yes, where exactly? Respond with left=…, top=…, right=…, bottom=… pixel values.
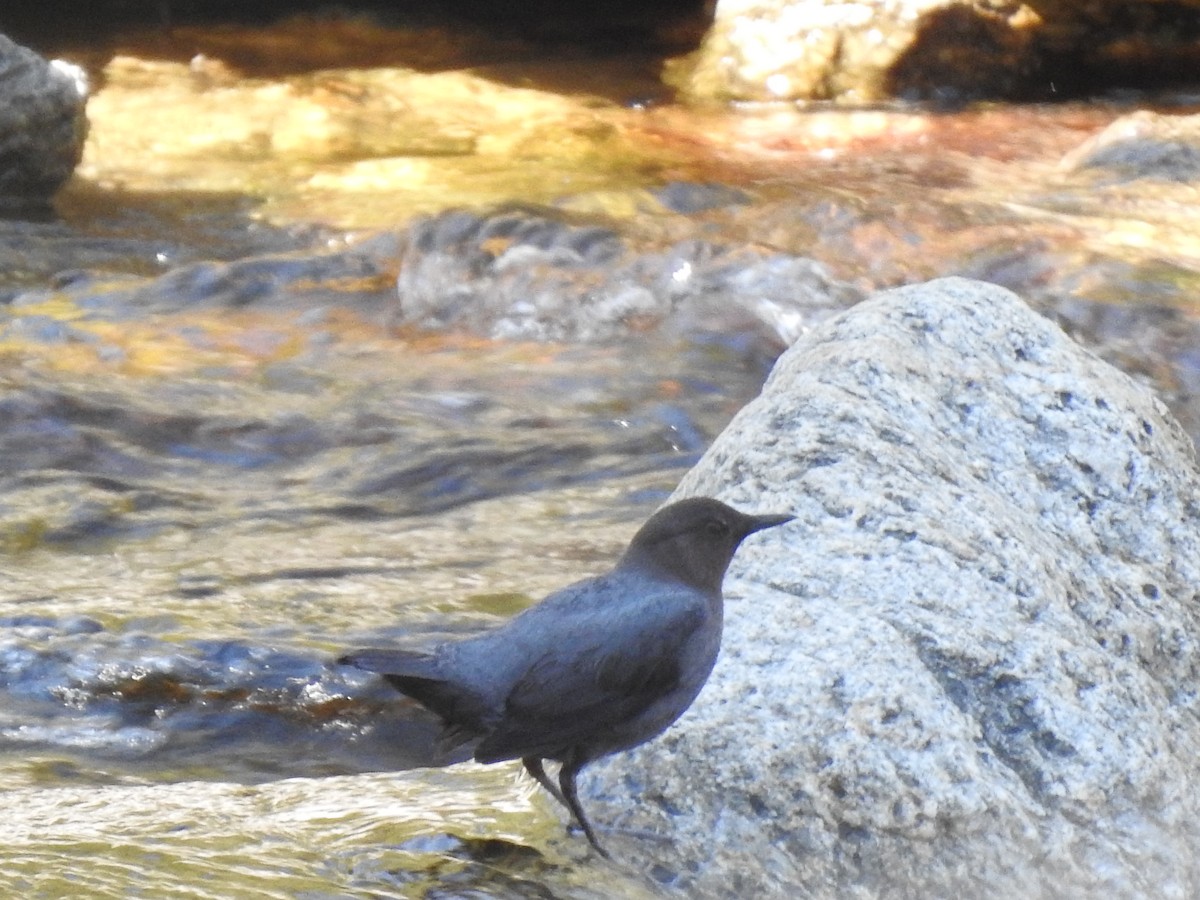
left=584, top=277, right=1200, bottom=898
left=1061, top=110, right=1200, bottom=183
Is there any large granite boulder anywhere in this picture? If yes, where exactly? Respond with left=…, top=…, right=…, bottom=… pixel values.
left=0, top=33, right=88, bottom=207
left=584, top=277, right=1200, bottom=898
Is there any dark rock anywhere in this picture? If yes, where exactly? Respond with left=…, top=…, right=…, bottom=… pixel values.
left=0, top=33, right=87, bottom=207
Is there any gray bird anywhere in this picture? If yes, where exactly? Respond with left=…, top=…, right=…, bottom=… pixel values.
left=338, top=496, right=792, bottom=856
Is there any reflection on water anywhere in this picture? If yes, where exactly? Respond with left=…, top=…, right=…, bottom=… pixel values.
left=0, top=768, right=665, bottom=898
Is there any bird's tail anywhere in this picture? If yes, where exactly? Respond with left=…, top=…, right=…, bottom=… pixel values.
left=338, top=648, right=439, bottom=678
left=338, top=647, right=490, bottom=747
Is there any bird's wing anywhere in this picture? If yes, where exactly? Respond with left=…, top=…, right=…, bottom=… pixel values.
left=472, top=587, right=710, bottom=764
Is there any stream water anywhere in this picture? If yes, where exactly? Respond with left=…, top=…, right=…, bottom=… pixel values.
left=3, top=13, right=1200, bottom=899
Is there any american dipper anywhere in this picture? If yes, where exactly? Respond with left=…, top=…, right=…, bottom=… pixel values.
left=338, top=496, right=792, bottom=856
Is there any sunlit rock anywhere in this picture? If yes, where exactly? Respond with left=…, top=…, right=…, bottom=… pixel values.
left=671, top=0, right=1200, bottom=102
left=668, top=0, right=1039, bottom=102
left=78, top=55, right=674, bottom=228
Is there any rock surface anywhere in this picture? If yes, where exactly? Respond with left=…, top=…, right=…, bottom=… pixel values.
left=0, top=33, right=87, bottom=206
left=583, top=277, right=1200, bottom=898
left=669, top=0, right=1040, bottom=101
left=672, top=0, right=1200, bottom=102
left=1061, top=110, right=1200, bottom=183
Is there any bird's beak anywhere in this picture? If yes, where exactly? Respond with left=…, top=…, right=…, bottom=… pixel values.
left=748, top=513, right=794, bottom=533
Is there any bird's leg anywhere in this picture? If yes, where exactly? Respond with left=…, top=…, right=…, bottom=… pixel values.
left=559, top=752, right=611, bottom=859
left=522, top=756, right=567, bottom=807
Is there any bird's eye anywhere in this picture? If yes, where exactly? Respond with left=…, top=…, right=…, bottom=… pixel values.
left=704, top=518, right=730, bottom=537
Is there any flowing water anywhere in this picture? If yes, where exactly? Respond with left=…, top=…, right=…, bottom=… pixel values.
left=4, top=13, right=1200, bottom=898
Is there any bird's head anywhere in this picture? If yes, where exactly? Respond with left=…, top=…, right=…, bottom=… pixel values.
left=619, top=496, right=792, bottom=594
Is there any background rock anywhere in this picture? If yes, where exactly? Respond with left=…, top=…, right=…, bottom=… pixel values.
left=0, top=33, right=87, bottom=206
left=584, top=277, right=1200, bottom=898
left=671, top=0, right=1200, bottom=102
left=668, top=0, right=1040, bottom=101
left=1061, top=110, right=1200, bottom=182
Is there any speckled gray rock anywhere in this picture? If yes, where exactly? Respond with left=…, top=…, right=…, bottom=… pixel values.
left=0, top=33, right=88, bottom=205
left=583, top=277, right=1200, bottom=898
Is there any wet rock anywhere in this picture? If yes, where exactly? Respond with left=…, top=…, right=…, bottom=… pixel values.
left=584, top=277, right=1200, bottom=898
left=0, top=33, right=87, bottom=207
left=395, top=206, right=862, bottom=345
left=1061, top=110, right=1200, bottom=183
left=0, top=620, right=445, bottom=779
left=653, top=181, right=750, bottom=214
